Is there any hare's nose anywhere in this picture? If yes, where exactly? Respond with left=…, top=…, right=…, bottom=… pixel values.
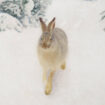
left=42, top=43, right=47, bottom=48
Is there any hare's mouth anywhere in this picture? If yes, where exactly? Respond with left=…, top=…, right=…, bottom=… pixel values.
left=42, top=44, right=50, bottom=49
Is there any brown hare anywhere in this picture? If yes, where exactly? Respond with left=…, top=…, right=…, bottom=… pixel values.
left=37, top=17, right=68, bottom=95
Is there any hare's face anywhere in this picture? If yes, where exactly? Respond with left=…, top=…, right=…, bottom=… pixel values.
left=39, top=32, right=54, bottom=49
left=39, top=17, right=55, bottom=49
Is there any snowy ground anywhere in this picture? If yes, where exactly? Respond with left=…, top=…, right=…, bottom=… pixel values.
left=0, top=0, right=105, bottom=105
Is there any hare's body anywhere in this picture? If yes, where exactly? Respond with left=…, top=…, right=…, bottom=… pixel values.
left=37, top=18, right=68, bottom=95
left=37, top=28, right=68, bottom=71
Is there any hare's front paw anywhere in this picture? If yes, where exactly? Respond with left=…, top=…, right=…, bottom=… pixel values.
left=45, top=82, right=52, bottom=95
left=61, top=62, right=66, bottom=70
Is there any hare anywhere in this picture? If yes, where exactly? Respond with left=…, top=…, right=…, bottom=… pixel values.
left=37, top=17, right=68, bottom=95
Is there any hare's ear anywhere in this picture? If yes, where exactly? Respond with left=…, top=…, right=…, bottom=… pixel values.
left=48, top=17, right=55, bottom=32
left=39, top=18, right=47, bottom=32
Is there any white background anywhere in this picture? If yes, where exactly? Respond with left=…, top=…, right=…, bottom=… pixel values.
left=0, top=0, right=105, bottom=105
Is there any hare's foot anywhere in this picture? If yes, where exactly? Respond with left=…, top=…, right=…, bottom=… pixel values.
left=61, top=62, right=66, bottom=70
left=45, top=71, right=54, bottom=95
left=45, top=82, right=52, bottom=95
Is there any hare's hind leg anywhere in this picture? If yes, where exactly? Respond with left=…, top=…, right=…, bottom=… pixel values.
left=45, top=71, right=54, bottom=95
left=61, top=62, right=66, bottom=70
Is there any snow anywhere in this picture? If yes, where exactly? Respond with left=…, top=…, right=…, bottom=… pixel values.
left=24, top=0, right=34, bottom=16
left=0, top=13, right=23, bottom=32
left=0, top=0, right=105, bottom=105
left=0, top=1, right=24, bottom=19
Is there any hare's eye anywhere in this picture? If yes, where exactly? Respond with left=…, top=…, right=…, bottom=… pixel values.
left=50, top=37, right=54, bottom=41
left=50, top=38, right=53, bottom=41
left=40, top=37, right=43, bottom=40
